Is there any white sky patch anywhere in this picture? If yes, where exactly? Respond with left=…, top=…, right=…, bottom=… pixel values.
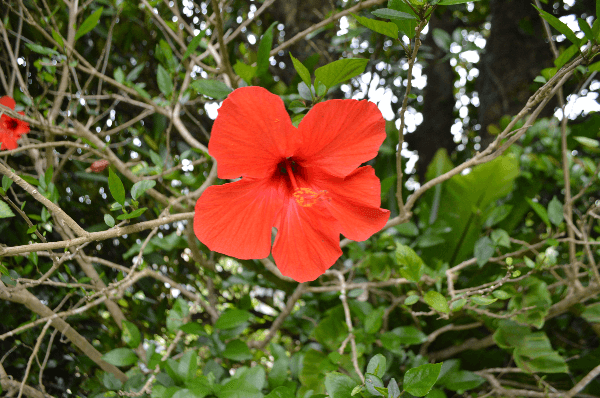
left=556, top=92, right=600, bottom=119
left=205, top=102, right=221, bottom=120
left=338, top=16, right=349, bottom=36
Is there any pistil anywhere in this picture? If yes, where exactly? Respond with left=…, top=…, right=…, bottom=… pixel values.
left=284, top=159, right=299, bottom=191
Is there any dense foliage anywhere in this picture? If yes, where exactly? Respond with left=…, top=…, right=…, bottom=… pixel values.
left=1, top=0, right=600, bottom=397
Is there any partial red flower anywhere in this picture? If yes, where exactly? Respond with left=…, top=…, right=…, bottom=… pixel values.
left=193, top=87, right=390, bottom=282
left=0, top=96, right=30, bottom=150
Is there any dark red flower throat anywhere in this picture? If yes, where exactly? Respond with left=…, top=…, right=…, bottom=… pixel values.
left=277, top=157, right=329, bottom=208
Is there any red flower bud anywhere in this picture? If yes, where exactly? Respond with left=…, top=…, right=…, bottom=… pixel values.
left=90, top=159, right=110, bottom=173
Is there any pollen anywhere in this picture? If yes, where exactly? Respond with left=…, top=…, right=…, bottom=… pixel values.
left=293, top=187, right=329, bottom=207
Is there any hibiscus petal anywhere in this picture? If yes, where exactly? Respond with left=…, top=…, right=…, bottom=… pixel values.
left=194, top=177, right=284, bottom=259
left=0, top=96, right=16, bottom=110
left=0, top=132, right=18, bottom=150
left=295, top=99, right=386, bottom=177
left=272, top=200, right=342, bottom=282
left=209, top=87, right=297, bottom=179
left=318, top=166, right=390, bottom=242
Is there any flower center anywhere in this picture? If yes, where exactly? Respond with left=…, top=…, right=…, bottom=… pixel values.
left=4, top=119, right=19, bottom=131
left=282, top=158, right=328, bottom=207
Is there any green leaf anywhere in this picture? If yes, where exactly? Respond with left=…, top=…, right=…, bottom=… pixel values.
left=234, top=60, right=257, bottom=84
left=290, top=53, right=312, bottom=88
left=442, top=371, right=485, bottom=392
left=365, top=373, right=385, bottom=396
left=484, top=204, right=513, bottom=228
left=554, top=43, right=579, bottom=68
left=298, top=82, right=313, bottom=101
left=388, top=0, right=418, bottom=38
left=547, top=196, right=564, bottom=226
left=102, top=348, right=137, bottom=367
left=474, top=236, right=494, bottom=266
left=432, top=28, right=452, bottom=51
left=102, top=372, right=122, bottom=390
left=117, top=207, right=147, bottom=220
left=403, top=363, right=443, bottom=397
left=214, top=308, right=252, bottom=329
left=532, top=5, right=580, bottom=45
left=257, top=22, right=277, bottom=77
left=388, top=378, right=401, bottom=398
left=190, top=79, right=233, bottom=100
left=325, top=372, right=359, bottom=398
left=222, top=339, right=253, bottom=361
left=182, top=31, right=206, bottom=61
left=75, top=7, right=103, bottom=40
left=0, top=201, right=15, bottom=218
left=513, top=332, right=569, bottom=373
left=573, top=135, right=600, bottom=148
left=265, top=387, right=296, bottom=398
left=526, top=198, right=550, bottom=226
left=395, top=244, right=424, bottom=282
left=122, top=320, right=141, bottom=348
left=131, top=180, right=156, bottom=200
left=577, top=18, right=594, bottom=42
left=108, top=168, right=126, bottom=206
left=366, top=354, right=387, bottom=378
left=108, top=211, right=121, bottom=223
left=167, top=297, right=189, bottom=332
left=405, top=295, right=419, bottom=305
left=581, top=303, right=600, bottom=323
left=450, top=298, right=466, bottom=312
left=381, top=326, right=427, bottom=349
left=179, top=322, right=205, bottom=335
left=315, top=58, right=369, bottom=89
left=423, top=291, right=449, bottom=314
left=178, top=350, right=198, bottom=381
left=371, top=8, right=416, bottom=21
left=25, top=43, right=59, bottom=56
left=2, top=175, right=12, bottom=192
left=491, top=229, right=511, bottom=248
left=126, top=63, right=145, bottom=82
left=114, top=67, right=125, bottom=84
left=51, top=28, right=64, bottom=48
left=365, top=307, right=385, bottom=334
left=471, top=295, right=498, bottom=306
left=157, top=64, right=173, bottom=97
left=438, top=0, right=481, bottom=4
left=352, top=13, right=398, bottom=39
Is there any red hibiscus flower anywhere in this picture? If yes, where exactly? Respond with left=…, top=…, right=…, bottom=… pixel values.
left=0, top=96, right=30, bottom=150
left=193, top=87, right=390, bottom=282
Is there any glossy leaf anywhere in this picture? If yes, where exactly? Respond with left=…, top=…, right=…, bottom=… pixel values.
left=353, top=13, right=398, bottom=39
left=315, top=58, right=369, bottom=88
left=325, top=372, right=358, bottom=398
left=371, top=8, right=415, bottom=21
left=424, top=291, right=449, bottom=314
left=121, top=320, right=141, bottom=348
left=131, top=180, right=156, bottom=200
left=214, top=308, right=253, bottom=329
left=547, top=196, right=564, bottom=226
left=157, top=64, right=173, bottom=97
left=403, top=363, right=442, bottom=397
left=533, top=5, right=580, bottom=45
left=257, top=22, right=277, bottom=77
left=75, top=7, right=103, bottom=40
left=366, top=354, right=387, bottom=378
left=290, top=53, right=312, bottom=88
left=108, top=168, right=126, bottom=206
left=102, top=348, right=137, bottom=367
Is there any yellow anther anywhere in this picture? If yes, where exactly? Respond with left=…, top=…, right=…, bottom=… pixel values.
left=293, top=188, right=328, bottom=207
